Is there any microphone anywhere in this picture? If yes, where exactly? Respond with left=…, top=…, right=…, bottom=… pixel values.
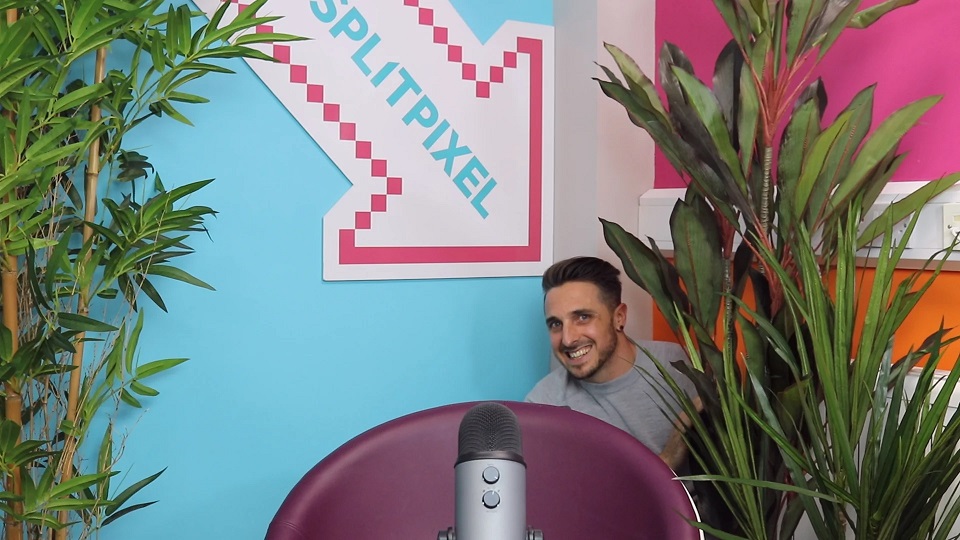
left=438, top=402, right=543, bottom=540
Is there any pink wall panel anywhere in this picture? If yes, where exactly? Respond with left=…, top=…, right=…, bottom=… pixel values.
left=651, top=0, right=960, bottom=188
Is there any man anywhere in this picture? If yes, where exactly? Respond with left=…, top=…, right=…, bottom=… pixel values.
left=525, top=256, right=697, bottom=469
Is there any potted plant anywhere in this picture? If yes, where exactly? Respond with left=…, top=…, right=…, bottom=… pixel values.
left=0, top=1, right=299, bottom=538
left=595, top=1, right=960, bottom=538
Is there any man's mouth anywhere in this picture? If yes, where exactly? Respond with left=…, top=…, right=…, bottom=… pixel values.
left=566, top=345, right=591, bottom=359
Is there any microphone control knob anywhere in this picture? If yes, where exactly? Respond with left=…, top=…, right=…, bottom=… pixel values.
left=481, top=490, right=500, bottom=509
left=482, top=466, right=500, bottom=484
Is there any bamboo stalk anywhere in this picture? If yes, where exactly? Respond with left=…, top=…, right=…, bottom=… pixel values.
left=2, top=7, right=25, bottom=540
left=54, top=46, right=107, bottom=540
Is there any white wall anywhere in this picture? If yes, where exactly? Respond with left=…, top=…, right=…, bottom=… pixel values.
left=553, top=0, right=658, bottom=340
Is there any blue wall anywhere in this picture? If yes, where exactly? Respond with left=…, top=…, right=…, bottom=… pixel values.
left=100, top=2, right=553, bottom=538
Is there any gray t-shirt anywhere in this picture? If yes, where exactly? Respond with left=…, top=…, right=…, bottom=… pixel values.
left=524, top=340, right=696, bottom=454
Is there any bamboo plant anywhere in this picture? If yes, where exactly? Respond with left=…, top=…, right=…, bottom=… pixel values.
left=0, top=1, right=300, bottom=538
left=595, top=0, right=960, bottom=538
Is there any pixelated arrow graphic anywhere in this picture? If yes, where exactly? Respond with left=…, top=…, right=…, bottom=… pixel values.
left=196, top=0, right=554, bottom=280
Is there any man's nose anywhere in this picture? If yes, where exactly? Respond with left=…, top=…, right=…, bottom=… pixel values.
left=561, top=324, right=580, bottom=347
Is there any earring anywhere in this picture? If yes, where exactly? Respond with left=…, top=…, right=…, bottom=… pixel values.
left=618, top=325, right=624, bottom=332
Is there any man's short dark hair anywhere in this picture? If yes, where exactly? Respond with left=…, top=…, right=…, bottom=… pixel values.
left=541, top=256, right=622, bottom=308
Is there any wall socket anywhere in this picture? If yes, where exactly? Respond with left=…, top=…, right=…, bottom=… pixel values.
left=943, top=203, right=960, bottom=248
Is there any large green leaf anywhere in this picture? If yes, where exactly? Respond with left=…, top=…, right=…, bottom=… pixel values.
left=670, top=195, right=724, bottom=331
left=804, top=85, right=874, bottom=228
left=712, top=40, right=743, bottom=137
left=848, top=0, right=919, bottom=29
left=832, top=95, right=940, bottom=208
left=57, top=313, right=118, bottom=333
left=674, top=67, right=747, bottom=188
left=600, top=218, right=683, bottom=335
left=858, top=173, right=960, bottom=248
left=792, top=109, right=852, bottom=221
left=603, top=43, right=668, bottom=119
left=786, top=0, right=816, bottom=65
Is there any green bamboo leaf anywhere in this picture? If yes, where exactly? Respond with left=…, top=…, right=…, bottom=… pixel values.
left=0, top=419, right=20, bottom=454
left=119, top=388, right=142, bottom=408
left=123, top=312, right=145, bottom=375
left=0, top=324, right=12, bottom=363
left=101, top=500, right=158, bottom=527
left=176, top=60, right=235, bottom=74
left=155, top=98, right=193, bottom=126
left=146, top=265, right=214, bottom=290
left=57, top=313, right=118, bottom=333
left=858, top=173, right=960, bottom=248
left=176, top=3, right=192, bottom=56
left=31, top=2, right=69, bottom=49
left=136, top=275, right=167, bottom=312
left=233, top=31, right=304, bottom=47
left=164, top=4, right=179, bottom=60
left=97, top=425, right=113, bottom=498
left=130, top=380, right=158, bottom=397
left=97, top=288, right=119, bottom=300
left=0, top=197, right=39, bottom=226
left=23, top=118, right=85, bottom=162
left=50, top=78, right=110, bottom=114
left=165, top=178, right=214, bottom=202
left=70, top=0, right=106, bottom=41
left=166, top=91, right=209, bottom=104
left=47, top=471, right=114, bottom=501
left=0, top=58, right=48, bottom=99
left=136, top=358, right=187, bottom=379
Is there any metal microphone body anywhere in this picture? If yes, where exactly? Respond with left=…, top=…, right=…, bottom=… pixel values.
left=453, top=403, right=528, bottom=540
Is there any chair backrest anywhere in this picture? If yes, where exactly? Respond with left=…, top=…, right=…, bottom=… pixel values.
left=266, top=401, right=701, bottom=540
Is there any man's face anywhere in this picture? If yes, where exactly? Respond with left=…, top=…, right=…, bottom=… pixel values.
left=544, top=281, right=626, bottom=384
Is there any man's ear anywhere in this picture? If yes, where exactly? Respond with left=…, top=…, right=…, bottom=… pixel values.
left=615, top=303, right=627, bottom=331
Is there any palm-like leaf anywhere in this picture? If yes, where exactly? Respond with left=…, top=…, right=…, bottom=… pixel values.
left=596, top=1, right=960, bottom=538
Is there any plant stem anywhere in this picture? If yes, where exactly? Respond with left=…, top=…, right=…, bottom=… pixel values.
left=723, top=260, right=734, bottom=362
left=2, top=7, right=26, bottom=540
left=760, top=145, right=773, bottom=236
left=54, top=45, right=107, bottom=540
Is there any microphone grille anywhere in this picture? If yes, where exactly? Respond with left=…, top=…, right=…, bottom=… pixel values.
left=457, top=402, right=523, bottom=456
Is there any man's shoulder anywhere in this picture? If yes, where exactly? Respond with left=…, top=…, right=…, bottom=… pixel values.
left=634, top=339, right=687, bottom=363
left=524, top=367, right=571, bottom=404
left=632, top=339, right=697, bottom=396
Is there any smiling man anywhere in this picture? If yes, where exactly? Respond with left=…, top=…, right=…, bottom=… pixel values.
left=525, top=256, right=696, bottom=468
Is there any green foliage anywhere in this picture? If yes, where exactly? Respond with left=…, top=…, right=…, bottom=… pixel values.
left=597, top=2, right=960, bottom=538
left=0, top=1, right=302, bottom=537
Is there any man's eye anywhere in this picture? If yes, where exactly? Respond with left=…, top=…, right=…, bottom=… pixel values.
left=547, top=321, right=561, bottom=329
left=577, top=314, right=590, bottom=321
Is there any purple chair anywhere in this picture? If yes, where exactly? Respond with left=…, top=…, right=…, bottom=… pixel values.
left=265, top=401, right=701, bottom=540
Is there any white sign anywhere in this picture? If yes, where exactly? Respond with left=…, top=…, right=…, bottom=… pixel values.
left=197, top=0, right=555, bottom=279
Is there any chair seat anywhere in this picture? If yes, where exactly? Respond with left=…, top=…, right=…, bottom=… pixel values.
left=266, top=401, right=700, bottom=540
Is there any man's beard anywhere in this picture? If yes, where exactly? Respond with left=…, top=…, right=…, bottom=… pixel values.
left=565, top=325, right=619, bottom=381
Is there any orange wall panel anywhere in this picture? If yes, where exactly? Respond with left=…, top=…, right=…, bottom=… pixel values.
left=651, top=269, right=960, bottom=369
